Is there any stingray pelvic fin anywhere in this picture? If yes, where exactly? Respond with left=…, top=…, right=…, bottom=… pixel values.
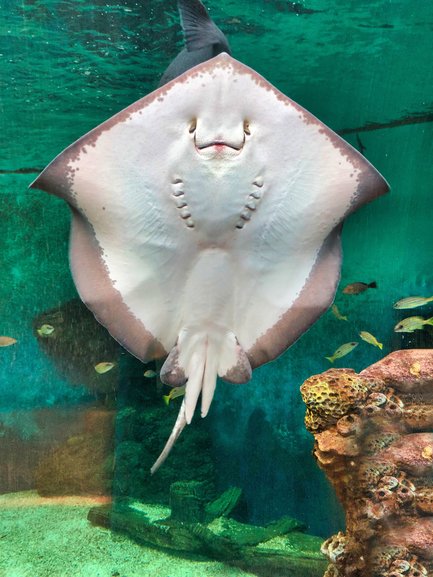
left=151, top=330, right=251, bottom=472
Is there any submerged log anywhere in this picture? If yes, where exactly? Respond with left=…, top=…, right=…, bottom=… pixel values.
left=204, top=486, right=242, bottom=522
left=88, top=487, right=326, bottom=577
left=169, top=480, right=208, bottom=523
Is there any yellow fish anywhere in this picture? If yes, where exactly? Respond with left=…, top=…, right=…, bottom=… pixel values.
left=394, top=316, right=433, bottom=333
left=393, top=296, right=433, bottom=309
left=325, top=342, right=358, bottom=363
left=0, top=336, right=17, bottom=347
left=359, top=331, right=383, bottom=350
left=163, top=385, right=186, bottom=405
left=143, top=369, right=157, bottom=378
left=36, top=324, right=55, bottom=337
left=94, top=362, right=116, bottom=374
left=331, top=304, right=348, bottom=321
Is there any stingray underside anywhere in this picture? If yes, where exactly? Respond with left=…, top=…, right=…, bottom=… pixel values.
left=31, top=54, right=389, bottom=470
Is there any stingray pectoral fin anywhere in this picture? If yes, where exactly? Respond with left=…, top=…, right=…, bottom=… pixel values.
left=150, top=400, right=187, bottom=475
left=69, top=211, right=166, bottom=361
left=218, top=333, right=252, bottom=384
left=246, top=225, right=344, bottom=368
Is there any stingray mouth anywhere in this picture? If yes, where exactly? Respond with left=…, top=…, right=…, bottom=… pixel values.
left=198, top=141, right=242, bottom=150
left=194, top=135, right=245, bottom=157
left=190, top=119, right=249, bottom=157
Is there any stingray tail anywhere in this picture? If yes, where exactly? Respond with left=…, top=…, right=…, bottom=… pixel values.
left=150, top=399, right=187, bottom=475
left=150, top=330, right=251, bottom=474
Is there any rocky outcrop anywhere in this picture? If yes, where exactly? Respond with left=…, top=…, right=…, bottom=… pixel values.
left=301, top=349, right=433, bottom=577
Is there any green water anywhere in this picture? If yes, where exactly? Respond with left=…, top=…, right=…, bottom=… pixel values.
left=1, top=0, right=433, bottom=574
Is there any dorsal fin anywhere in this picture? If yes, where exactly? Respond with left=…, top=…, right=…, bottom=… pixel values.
left=178, top=0, right=230, bottom=53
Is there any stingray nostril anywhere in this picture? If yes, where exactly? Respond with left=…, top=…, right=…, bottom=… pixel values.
left=243, top=119, right=251, bottom=135
left=189, top=118, right=197, bottom=133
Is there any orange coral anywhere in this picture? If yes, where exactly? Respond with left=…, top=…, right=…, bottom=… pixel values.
left=300, top=369, right=377, bottom=432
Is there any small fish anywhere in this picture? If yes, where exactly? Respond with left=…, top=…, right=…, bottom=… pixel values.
left=163, top=385, right=186, bottom=405
left=331, top=304, right=348, bottom=321
left=394, top=316, right=433, bottom=333
left=325, top=342, right=358, bottom=363
left=143, top=369, right=157, bottom=378
left=0, top=336, right=17, bottom=347
left=94, top=362, right=116, bottom=374
left=36, top=324, right=55, bottom=337
left=343, top=281, right=377, bottom=295
left=359, top=331, right=383, bottom=350
left=393, top=296, right=433, bottom=310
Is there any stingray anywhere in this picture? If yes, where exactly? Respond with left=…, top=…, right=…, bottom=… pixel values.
left=31, top=0, right=389, bottom=473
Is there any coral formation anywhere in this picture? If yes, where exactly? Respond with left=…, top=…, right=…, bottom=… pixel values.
left=301, top=349, right=433, bottom=577
left=301, top=369, right=378, bottom=433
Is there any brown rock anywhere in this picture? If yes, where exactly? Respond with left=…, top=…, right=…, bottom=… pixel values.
left=361, top=349, right=433, bottom=394
left=382, top=517, right=433, bottom=560
left=415, top=487, right=433, bottom=514
left=315, top=428, right=360, bottom=457
left=301, top=350, right=433, bottom=577
left=377, top=433, right=433, bottom=476
left=403, top=404, right=433, bottom=431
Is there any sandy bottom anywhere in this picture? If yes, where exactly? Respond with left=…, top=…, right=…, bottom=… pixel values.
left=0, top=491, right=256, bottom=577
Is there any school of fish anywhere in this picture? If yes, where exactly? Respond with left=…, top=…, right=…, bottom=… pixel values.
left=325, top=284, right=433, bottom=364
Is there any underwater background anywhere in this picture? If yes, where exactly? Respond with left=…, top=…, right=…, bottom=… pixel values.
left=1, top=0, right=433, bottom=575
